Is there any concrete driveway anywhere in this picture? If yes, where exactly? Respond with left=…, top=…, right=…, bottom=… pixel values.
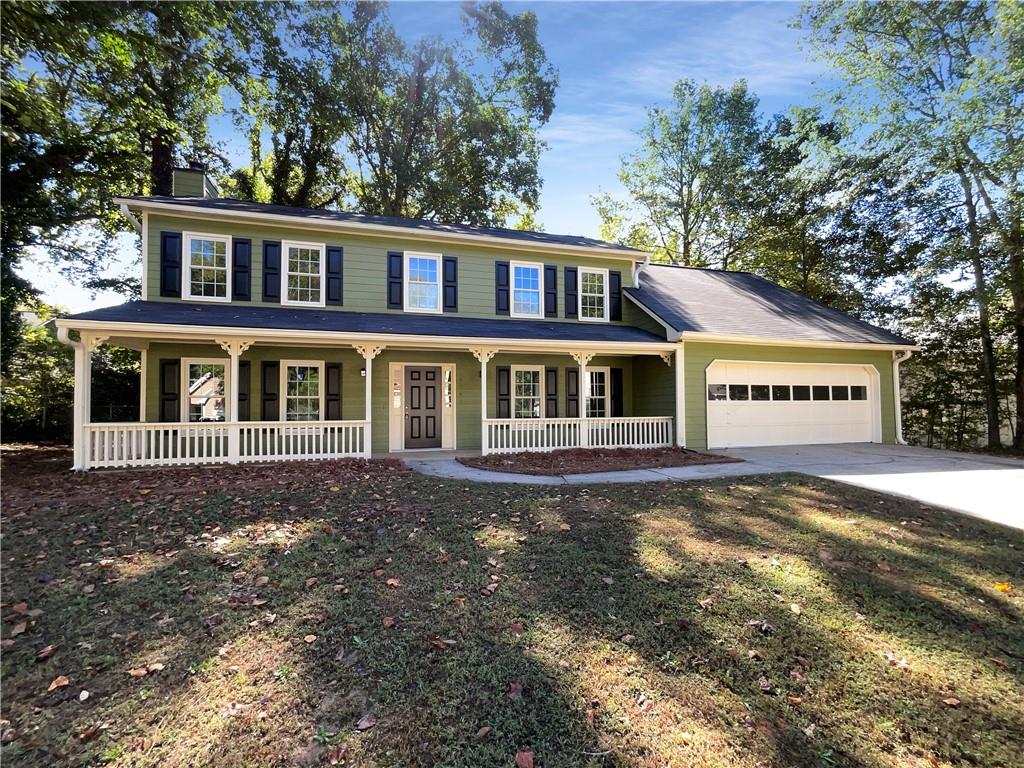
left=719, top=443, right=1024, bottom=530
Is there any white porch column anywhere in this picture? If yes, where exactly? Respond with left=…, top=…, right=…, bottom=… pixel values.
left=571, top=352, right=594, bottom=448
left=673, top=345, right=685, bottom=447
left=471, top=348, right=498, bottom=454
left=138, top=346, right=148, bottom=423
left=60, top=331, right=107, bottom=471
left=217, top=339, right=254, bottom=463
left=354, top=345, right=385, bottom=458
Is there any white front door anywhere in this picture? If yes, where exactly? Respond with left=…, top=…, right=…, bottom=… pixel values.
left=706, top=361, right=880, bottom=448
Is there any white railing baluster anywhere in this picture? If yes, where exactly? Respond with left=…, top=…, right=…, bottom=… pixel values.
left=480, top=416, right=673, bottom=455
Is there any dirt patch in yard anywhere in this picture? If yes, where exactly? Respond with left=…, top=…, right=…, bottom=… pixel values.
left=458, top=446, right=741, bottom=475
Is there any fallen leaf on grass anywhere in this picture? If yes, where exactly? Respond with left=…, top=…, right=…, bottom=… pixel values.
left=78, top=724, right=104, bottom=742
left=507, top=682, right=524, bottom=701
left=12, top=602, right=29, bottom=614
left=47, top=675, right=69, bottom=691
left=382, top=617, right=395, bottom=628
left=35, top=644, right=58, bottom=661
left=128, top=667, right=148, bottom=677
left=356, top=713, right=377, bottom=730
left=943, top=697, right=961, bottom=707
left=430, top=637, right=456, bottom=650
left=602, top=577, right=614, bottom=585
left=786, top=696, right=802, bottom=705
left=510, top=622, right=524, bottom=637
left=790, top=603, right=801, bottom=615
left=79, top=690, right=90, bottom=702
left=558, top=523, right=571, bottom=531
left=11, top=622, right=27, bottom=637
left=515, top=751, right=534, bottom=768
left=747, top=649, right=764, bottom=660
left=305, top=577, right=318, bottom=588
left=82, top=584, right=95, bottom=594
left=303, top=635, right=317, bottom=644
left=476, top=726, right=492, bottom=739
left=758, top=676, right=773, bottom=694
left=254, top=576, right=269, bottom=588
left=994, top=582, right=1013, bottom=592
left=385, top=577, right=401, bottom=588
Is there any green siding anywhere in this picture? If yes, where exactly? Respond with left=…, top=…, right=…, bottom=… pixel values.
left=633, top=355, right=675, bottom=418
left=146, top=213, right=637, bottom=322
left=171, top=171, right=206, bottom=198
left=682, top=342, right=896, bottom=450
left=621, top=299, right=670, bottom=338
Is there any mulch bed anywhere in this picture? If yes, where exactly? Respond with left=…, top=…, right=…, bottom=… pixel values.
left=457, top=446, right=742, bottom=476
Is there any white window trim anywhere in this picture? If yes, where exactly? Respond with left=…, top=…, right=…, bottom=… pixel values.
left=182, top=231, right=232, bottom=303
left=578, top=266, right=609, bottom=323
left=510, top=260, right=544, bottom=319
left=403, top=251, right=443, bottom=314
left=181, top=357, right=231, bottom=423
left=586, top=366, right=610, bottom=418
left=280, top=240, right=327, bottom=308
left=280, top=359, right=326, bottom=422
left=510, top=364, right=545, bottom=419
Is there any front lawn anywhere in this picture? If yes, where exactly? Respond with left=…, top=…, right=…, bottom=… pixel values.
left=2, top=445, right=1022, bottom=767
left=459, top=446, right=739, bottom=475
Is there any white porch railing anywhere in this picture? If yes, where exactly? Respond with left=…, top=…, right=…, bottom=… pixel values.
left=82, top=421, right=369, bottom=469
left=483, top=416, right=673, bottom=455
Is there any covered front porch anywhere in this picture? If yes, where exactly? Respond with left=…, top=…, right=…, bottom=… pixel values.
left=56, top=325, right=682, bottom=470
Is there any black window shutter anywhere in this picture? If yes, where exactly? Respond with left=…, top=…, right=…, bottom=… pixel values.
left=496, top=365, right=511, bottom=418
left=544, top=265, right=558, bottom=318
left=566, top=368, right=579, bottom=418
left=609, top=270, right=622, bottom=321
left=159, top=232, right=182, bottom=298
left=159, top=359, right=180, bottom=422
left=545, top=367, right=559, bottom=417
left=232, top=238, right=251, bottom=301
left=237, top=360, right=251, bottom=420
left=325, top=363, right=342, bottom=419
left=262, top=241, right=281, bottom=303
left=387, top=251, right=403, bottom=308
left=495, top=261, right=510, bottom=315
left=610, top=367, right=624, bottom=417
left=443, top=256, right=458, bottom=312
left=261, top=361, right=280, bottom=420
left=326, top=246, right=344, bottom=305
left=564, top=266, right=578, bottom=318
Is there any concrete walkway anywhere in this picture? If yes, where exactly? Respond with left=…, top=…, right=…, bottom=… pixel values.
left=403, top=444, right=1024, bottom=530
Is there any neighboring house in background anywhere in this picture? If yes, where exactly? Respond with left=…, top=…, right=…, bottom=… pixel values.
left=55, top=167, right=916, bottom=470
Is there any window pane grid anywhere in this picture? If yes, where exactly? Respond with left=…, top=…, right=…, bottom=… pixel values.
left=513, top=369, right=541, bottom=418
left=285, top=365, right=321, bottom=421
left=512, top=265, right=541, bottom=317
left=407, top=256, right=440, bottom=311
left=186, top=363, right=226, bottom=422
left=708, top=382, right=869, bottom=402
left=286, top=246, right=322, bottom=304
left=580, top=269, right=606, bottom=319
left=188, top=238, right=227, bottom=298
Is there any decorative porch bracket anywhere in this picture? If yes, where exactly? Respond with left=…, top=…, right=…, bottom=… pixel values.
left=659, top=351, right=673, bottom=367
left=215, top=338, right=255, bottom=463
left=353, top=344, right=386, bottom=458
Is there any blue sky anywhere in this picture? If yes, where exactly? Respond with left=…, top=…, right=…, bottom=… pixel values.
left=24, top=1, right=825, bottom=311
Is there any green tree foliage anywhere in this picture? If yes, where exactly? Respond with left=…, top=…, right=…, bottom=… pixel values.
left=800, top=0, right=1022, bottom=447
left=593, top=79, right=761, bottom=266
left=229, top=1, right=558, bottom=226
left=1, top=0, right=280, bottom=366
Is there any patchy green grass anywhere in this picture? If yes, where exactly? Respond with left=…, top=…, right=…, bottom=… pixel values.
left=2, top=445, right=1022, bottom=768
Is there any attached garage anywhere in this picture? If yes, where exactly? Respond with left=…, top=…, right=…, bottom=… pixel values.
left=705, top=360, right=881, bottom=448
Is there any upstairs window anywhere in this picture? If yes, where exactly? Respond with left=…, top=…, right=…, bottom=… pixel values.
left=183, top=359, right=227, bottom=422
left=579, top=267, right=608, bottom=321
left=282, top=241, right=325, bottom=306
left=404, top=252, right=442, bottom=313
left=510, top=261, right=542, bottom=318
left=183, top=233, right=230, bottom=301
left=282, top=361, right=323, bottom=421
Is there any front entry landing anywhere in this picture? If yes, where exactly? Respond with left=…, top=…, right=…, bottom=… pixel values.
left=404, top=366, right=442, bottom=449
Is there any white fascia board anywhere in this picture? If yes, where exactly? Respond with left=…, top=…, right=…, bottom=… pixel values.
left=53, top=317, right=677, bottom=355
left=114, top=198, right=650, bottom=264
left=679, top=331, right=919, bottom=352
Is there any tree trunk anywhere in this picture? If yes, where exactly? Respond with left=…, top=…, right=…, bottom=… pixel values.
left=150, top=127, right=174, bottom=196
left=1007, top=204, right=1024, bottom=449
left=957, top=170, right=1002, bottom=448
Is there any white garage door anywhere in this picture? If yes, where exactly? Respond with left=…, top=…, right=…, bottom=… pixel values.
left=706, top=361, right=879, bottom=448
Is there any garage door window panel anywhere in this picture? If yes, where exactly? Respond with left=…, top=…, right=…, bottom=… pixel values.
left=772, top=385, right=791, bottom=401
left=812, top=386, right=830, bottom=400
left=832, top=385, right=849, bottom=400
left=750, top=385, right=770, bottom=401
left=708, top=384, right=727, bottom=401
left=728, top=384, right=749, bottom=401
left=851, top=385, right=867, bottom=400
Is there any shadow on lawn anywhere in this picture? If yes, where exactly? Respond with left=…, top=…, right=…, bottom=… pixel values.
left=2, top=458, right=1023, bottom=768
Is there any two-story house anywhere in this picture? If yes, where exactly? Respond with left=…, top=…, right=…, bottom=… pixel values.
left=56, top=167, right=916, bottom=470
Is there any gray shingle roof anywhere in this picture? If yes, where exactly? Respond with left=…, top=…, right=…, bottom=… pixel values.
left=120, top=196, right=646, bottom=255
left=626, top=265, right=914, bottom=346
left=65, top=301, right=668, bottom=345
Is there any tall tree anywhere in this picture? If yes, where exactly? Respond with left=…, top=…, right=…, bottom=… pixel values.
left=594, top=79, right=761, bottom=266
left=800, top=0, right=1022, bottom=447
left=231, top=1, right=558, bottom=226
left=1, top=1, right=278, bottom=366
